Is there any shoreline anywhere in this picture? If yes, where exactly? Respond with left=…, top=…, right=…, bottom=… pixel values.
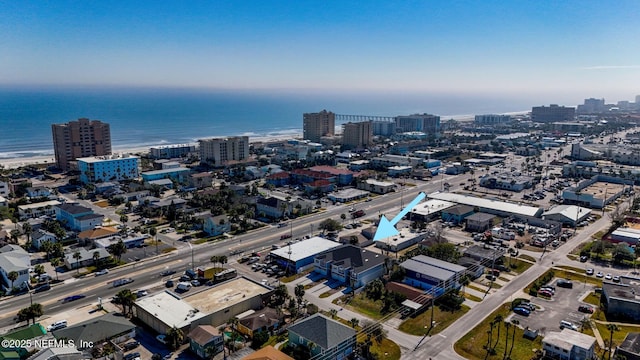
left=0, top=133, right=303, bottom=170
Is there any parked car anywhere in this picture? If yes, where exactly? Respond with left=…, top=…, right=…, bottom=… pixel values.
left=560, top=320, right=578, bottom=331
left=124, top=352, right=141, bottom=360
left=47, top=320, right=68, bottom=331
left=578, top=305, right=594, bottom=314
left=613, top=276, right=621, bottom=282
left=557, top=279, right=573, bottom=288
left=586, top=268, right=594, bottom=275
left=605, top=273, right=613, bottom=280
left=596, top=271, right=604, bottom=278
left=580, top=255, right=589, bottom=262
left=165, top=280, right=174, bottom=288
left=513, top=307, right=531, bottom=316
left=538, top=290, right=553, bottom=297
left=123, top=341, right=140, bottom=350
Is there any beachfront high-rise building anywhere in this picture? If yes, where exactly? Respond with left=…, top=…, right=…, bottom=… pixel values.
left=577, top=98, right=606, bottom=114
left=342, top=121, right=373, bottom=150
left=198, top=136, right=249, bottom=167
left=395, top=114, right=441, bottom=137
left=51, top=118, right=112, bottom=171
left=474, top=114, right=511, bottom=125
left=303, top=110, right=335, bottom=142
left=531, top=104, right=575, bottom=123
left=372, top=120, right=395, bottom=137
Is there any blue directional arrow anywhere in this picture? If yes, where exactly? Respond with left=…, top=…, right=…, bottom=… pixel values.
left=374, top=192, right=426, bottom=241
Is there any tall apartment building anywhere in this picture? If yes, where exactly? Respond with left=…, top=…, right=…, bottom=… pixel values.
left=372, top=120, right=395, bottom=136
left=474, top=114, right=511, bottom=125
left=395, top=114, right=441, bottom=137
left=577, top=98, right=606, bottom=114
left=531, top=104, right=575, bottom=123
left=51, top=118, right=112, bottom=170
left=303, top=110, right=335, bottom=142
left=198, top=136, right=249, bottom=167
left=342, top=121, right=373, bottom=150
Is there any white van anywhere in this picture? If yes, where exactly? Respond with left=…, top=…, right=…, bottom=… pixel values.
left=560, top=320, right=577, bottom=331
left=47, top=320, right=68, bottom=331
left=176, top=282, right=192, bottom=292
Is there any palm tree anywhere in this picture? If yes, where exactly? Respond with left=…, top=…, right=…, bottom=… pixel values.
left=7, top=271, right=18, bottom=291
left=108, top=240, right=127, bottom=262
left=149, top=227, right=158, bottom=254
left=93, top=251, right=101, bottom=269
left=219, top=255, right=227, bottom=269
left=294, top=284, right=305, bottom=311
left=210, top=255, right=219, bottom=268
left=27, top=303, right=43, bottom=325
left=50, top=257, right=61, bottom=281
left=73, top=251, right=82, bottom=273
left=607, top=323, right=619, bottom=360
left=34, top=264, right=45, bottom=278
left=22, top=222, right=32, bottom=244
left=113, top=289, right=137, bottom=316
left=509, top=319, right=519, bottom=358
left=503, top=321, right=511, bottom=359
left=350, top=318, right=359, bottom=329
left=166, top=326, right=184, bottom=351
left=492, top=314, right=503, bottom=350
left=329, top=308, right=338, bottom=319
left=460, top=274, right=470, bottom=295
left=340, top=213, right=346, bottom=224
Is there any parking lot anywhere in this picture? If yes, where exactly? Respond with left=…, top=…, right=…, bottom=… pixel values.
left=509, top=277, right=595, bottom=335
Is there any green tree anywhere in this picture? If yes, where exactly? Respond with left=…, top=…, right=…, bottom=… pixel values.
left=492, top=314, right=503, bottom=350
left=33, top=264, right=45, bottom=278
left=210, top=255, right=219, bottom=268
left=426, top=242, right=460, bottom=263
left=166, top=326, right=184, bottom=351
left=50, top=257, right=62, bottom=281
left=219, top=255, right=228, bottom=269
left=149, top=227, right=158, bottom=254
left=113, top=288, right=137, bottom=316
left=329, top=308, right=338, bottom=319
left=251, top=331, right=269, bottom=350
left=509, top=319, right=519, bottom=358
left=607, top=323, right=619, bottom=360
left=73, top=251, right=82, bottom=273
left=7, top=271, right=18, bottom=290
left=108, top=240, right=127, bottom=262
left=22, top=222, right=32, bottom=244
left=349, top=318, right=359, bottom=328
left=93, top=251, right=101, bottom=269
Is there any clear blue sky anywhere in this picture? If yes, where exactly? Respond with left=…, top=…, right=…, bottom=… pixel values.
left=1, top=0, right=639, bottom=101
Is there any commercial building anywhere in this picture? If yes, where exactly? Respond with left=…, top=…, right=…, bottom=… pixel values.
left=428, top=192, right=544, bottom=218
left=615, top=332, right=640, bottom=360
left=55, top=203, right=104, bottom=232
left=134, top=277, right=272, bottom=335
left=314, top=245, right=388, bottom=289
left=198, top=136, right=249, bottom=167
left=601, top=276, right=640, bottom=321
left=478, top=173, right=533, bottom=192
left=562, top=176, right=630, bottom=209
left=327, top=188, right=368, bottom=203
left=375, top=227, right=427, bottom=252
left=542, top=205, right=591, bottom=227
left=531, top=104, right=575, bottom=123
left=357, top=179, right=396, bottom=194
left=409, top=199, right=456, bottom=222
left=542, top=329, right=596, bottom=360
left=269, top=237, right=341, bottom=273
left=400, top=255, right=466, bottom=296
left=395, top=114, right=441, bottom=137
left=149, top=144, right=196, bottom=159
left=52, top=313, right=136, bottom=349
left=52, top=118, right=112, bottom=171
left=64, top=248, right=110, bottom=270
left=303, top=110, right=335, bottom=142
left=287, top=314, right=356, bottom=360
left=342, top=121, right=373, bottom=150
left=77, top=154, right=140, bottom=184
left=255, top=195, right=313, bottom=219
left=610, top=228, right=640, bottom=246
left=465, top=212, right=496, bottom=232
left=141, top=167, right=191, bottom=182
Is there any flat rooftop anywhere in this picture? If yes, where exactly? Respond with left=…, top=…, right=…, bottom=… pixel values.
left=183, top=277, right=271, bottom=314
left=18, top=200, right=61, bottom=210
left=135, top=291, right=205, bottom=329
left=410, top=199, right=455, bottom=216
left=428, top=191, right=542, bottom=217
left=271, top=237, right=341, bottom=262
left=578, top=181, right=625, bottom=200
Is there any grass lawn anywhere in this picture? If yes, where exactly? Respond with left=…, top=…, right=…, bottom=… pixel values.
left=468, top=284, right=488, bottom=294
left=399, top=304, right=470, bottom=336
left=498, top=276, right=510, bottom=282
left=454, top=303, right=543, bottom=360
left=463, top=292, right=483, bottom=302
left=519, top=254, right=536, bottom=263
left=319, top=291, right=332, bottom=298
left=508, top=258, right=533, bottom=274
left=583, top=292, right=601, bottom=307
left=161, top=247, right=177, bottom=253
left=369, top=338, right=401, bottom=360
left=594, top=322, right=640, bottom=350
left=343, top=294, right=385, bottom=320
left=557, top=265, right=585, bottom=273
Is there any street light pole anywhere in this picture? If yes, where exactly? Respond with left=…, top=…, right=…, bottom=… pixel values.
left=24, top=281, right=32, bottom=306
left=188, top=243, right=195, bottom=270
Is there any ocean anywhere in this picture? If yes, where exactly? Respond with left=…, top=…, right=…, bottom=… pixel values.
left=0, top=86, right=534, bottom=159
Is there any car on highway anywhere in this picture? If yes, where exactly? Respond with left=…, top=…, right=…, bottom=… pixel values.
left=136, top=290, right=148, bottom=297
left=34, top=283, right=51, bottom=293
left=95, top=269, right=109, bottom=276
left=160, top=270, right=176, bottom=277
left=62, top=294, right=86, bottom=303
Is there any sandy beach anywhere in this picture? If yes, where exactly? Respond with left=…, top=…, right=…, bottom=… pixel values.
left=0, top=133, right=303, bottom=170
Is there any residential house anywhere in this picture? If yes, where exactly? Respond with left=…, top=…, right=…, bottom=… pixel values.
left=187, top=172, right=213, bottom=189
left=236, top=307, right=283, bottom=338
left=77, top=226, right=119, bottom=246
left=287, top=314, right=356, bottom=360
left=17, top=200, right=61, bottom=220
left=31, top=229, right=57, bottom=250
left=0, top=245, right=31, bottom=292
left=314, top=245, right=388, bottom=289
left=203, top=215, right=231, bottom=236
left=25, top=187, right=51, bottom=198
left=265, top=172, right=290, bottom=187
left=0, top=195, right=7, bottom=207
left=256, top=196, right=312, bottom=219
left=400, top=255, right=466, bottom=296
left=64, top=248, right=110, bottom=270
left=0, top=181, right=9, bottom=197
left=356, top=179, right=396, bottom=194
left=242, top=346, right=294, bottom=360
left=141, top=167, right=190, bottom=182
left=55, top=203, right=104, bottom=232
left=542, top=329, right=595, bottom=360
left=52, top=313, right=136, bottom=349
left=188, top=325, right=223, bottom=359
